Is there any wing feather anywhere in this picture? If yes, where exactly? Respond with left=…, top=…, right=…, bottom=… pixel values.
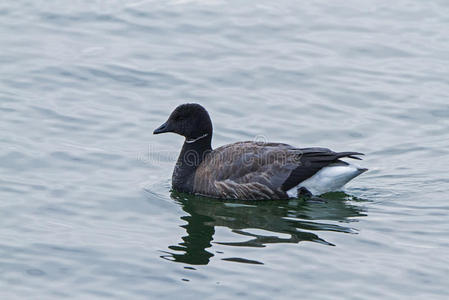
left=193, top=141, right=363, bottom=200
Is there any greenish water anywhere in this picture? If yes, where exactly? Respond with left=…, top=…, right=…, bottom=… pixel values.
left=1, top=0, right=449, bottom=299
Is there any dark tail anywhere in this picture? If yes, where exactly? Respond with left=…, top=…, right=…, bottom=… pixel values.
left=336, top=152, right=364, bottom=160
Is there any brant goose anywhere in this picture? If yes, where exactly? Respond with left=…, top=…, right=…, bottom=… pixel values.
left=154, top=103, right=367, bottom=200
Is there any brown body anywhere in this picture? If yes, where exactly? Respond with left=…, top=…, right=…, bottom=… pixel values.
left=193, top=142, right=299, bottom=200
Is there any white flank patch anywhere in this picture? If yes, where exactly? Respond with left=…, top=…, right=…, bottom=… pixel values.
left=287, top=162, right=367, bottom=197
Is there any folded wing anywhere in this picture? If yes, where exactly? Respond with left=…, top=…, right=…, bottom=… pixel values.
left=193, top=142, right=363, bottom=200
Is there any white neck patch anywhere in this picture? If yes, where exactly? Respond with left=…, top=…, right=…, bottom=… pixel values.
left=185, top=133, right=209, bottom=144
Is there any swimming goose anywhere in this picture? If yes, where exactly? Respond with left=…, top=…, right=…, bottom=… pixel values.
left=153, top=103, right=367, bottom=200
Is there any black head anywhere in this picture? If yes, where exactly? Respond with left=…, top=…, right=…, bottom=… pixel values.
left=153, top=103, right=213, bottom=140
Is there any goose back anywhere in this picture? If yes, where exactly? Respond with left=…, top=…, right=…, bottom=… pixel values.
left=193, top=141, right=363, bottom=200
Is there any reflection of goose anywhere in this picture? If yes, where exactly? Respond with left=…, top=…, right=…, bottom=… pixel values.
left=161, top=192, right=367, bottom=265
left=153, top=103, right=367, bottom=200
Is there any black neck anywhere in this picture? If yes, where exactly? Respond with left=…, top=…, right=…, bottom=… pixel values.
left=172, top=135, right=212, bottom=193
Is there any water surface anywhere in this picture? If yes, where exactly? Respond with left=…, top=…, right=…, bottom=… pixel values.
left=1, top=0, right=449, bottom=299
